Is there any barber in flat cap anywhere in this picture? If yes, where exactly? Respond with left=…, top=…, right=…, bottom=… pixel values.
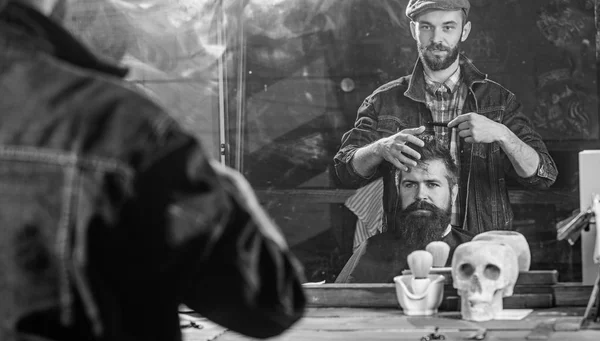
left=334, top=0, right=557, bottom=237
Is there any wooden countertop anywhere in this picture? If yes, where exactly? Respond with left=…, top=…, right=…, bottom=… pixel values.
left=180, top=271, right=600, bottom=340
left=182, top=307, right=599, bottom=341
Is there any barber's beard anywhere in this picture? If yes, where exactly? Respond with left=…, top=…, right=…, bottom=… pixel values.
left=418, top=40, right=461, bottom=71
left=395, top=199, right=452, bottom=247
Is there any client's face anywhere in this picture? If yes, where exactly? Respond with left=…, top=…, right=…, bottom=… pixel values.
left=395, top=159, right=454, bottom=246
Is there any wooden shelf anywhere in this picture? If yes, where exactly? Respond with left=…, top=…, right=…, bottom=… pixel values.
left=303, top=271, right=559, bottom=309
left=257, top=189, right=354, bottom=204
left=553, top=283, right=595, bottom=306
left=257, top=188, right=578, bottom=207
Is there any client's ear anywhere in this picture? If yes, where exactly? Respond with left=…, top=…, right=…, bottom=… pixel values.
left=451, top=183, right=458, bottom=204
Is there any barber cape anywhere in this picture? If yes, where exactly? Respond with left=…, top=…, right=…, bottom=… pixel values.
left=335, top=226, right=473, bottom=283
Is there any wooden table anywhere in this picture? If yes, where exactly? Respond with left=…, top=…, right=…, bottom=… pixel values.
left=182, top=307, right=600, bottom=341
left=181, top=271, right=600, bottom=340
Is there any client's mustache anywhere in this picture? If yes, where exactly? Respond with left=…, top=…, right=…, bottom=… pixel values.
left=404, top=200, right=440, bottom=213
left=427, top=43, right=451, bottom=52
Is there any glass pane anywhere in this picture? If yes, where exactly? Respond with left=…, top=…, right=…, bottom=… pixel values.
left=65, top=0, right=598, bottom=284
left=237, top=0, right=597, bottom=283
left=66, top=0, right=231, bottom=159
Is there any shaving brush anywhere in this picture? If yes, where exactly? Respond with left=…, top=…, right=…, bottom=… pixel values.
left=426, top=241, right=451, bottom=268
left=407, top=250, right=433, bottom=295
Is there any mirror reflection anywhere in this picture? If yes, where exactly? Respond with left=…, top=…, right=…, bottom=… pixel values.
left=69, top=0, right=598, bottom=284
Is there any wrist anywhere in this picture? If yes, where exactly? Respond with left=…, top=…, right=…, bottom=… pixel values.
left=370, top=140, right=382, bottom=159
left=497, top=124, right=512, bottom=145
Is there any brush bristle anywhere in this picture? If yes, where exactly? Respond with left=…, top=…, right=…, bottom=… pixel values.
left=407, top=250, right=433, bottom=278
left=426, top=241, right=451, bottom=267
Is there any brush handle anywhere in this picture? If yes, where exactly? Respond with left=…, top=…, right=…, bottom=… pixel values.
left=411, top=277, right=431, bottom=295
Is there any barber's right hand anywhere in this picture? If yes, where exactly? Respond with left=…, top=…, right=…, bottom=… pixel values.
left=375, top=126, right=425, bottom=171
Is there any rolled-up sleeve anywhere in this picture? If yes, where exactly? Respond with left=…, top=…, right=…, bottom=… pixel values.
left=334, top=94, right=384, bottom=188
left=502, top=95, right=558, bottom=189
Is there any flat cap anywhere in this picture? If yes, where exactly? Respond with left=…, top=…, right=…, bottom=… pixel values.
left=406, top=0, right=470, bottom=20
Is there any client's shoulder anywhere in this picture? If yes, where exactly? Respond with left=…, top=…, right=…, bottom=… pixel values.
left=448, top=226, right=476, bottom=244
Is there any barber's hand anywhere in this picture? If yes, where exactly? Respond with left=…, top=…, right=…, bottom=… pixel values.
left=448, top=113, right=508, bottom=144
left=376, top=126, right=425, bottom=171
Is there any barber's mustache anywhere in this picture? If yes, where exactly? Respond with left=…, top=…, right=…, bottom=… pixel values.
left=426, top=43, right=451, bottom=52
left=404, top=200, right=440, bottom=213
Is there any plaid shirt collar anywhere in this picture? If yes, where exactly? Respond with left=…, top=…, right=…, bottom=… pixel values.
left=424, top=66, right=461, bottom=95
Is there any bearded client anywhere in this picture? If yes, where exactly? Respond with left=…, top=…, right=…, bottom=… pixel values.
left=336, top=139, right=473, bottom=283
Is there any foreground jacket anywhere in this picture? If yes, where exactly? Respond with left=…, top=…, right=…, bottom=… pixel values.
left=0, top=3, right=305, bottom=341
left=334, top=55, right=558, bottom=235
left=335, top=227, right=473, bottom=283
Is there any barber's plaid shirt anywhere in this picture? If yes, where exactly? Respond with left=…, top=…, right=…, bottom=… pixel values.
left=424, top=67, right=468, bottom=226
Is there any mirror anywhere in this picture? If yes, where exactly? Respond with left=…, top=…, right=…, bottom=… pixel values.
left=67, top=0, right=598, bottom=284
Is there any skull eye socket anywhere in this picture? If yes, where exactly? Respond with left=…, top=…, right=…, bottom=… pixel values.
left=458, top=263, right=475, bottom=279
left=484, top=264, right=501, bottom=280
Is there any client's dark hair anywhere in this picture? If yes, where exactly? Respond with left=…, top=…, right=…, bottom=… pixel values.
left=404, top=137, right=459, bottom=188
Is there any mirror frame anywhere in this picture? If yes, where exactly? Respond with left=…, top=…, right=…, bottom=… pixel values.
left=222, top=0, right=600, bottom=305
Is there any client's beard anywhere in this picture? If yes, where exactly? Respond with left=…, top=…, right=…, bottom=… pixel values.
left=394, top=200, right=452, bottom=247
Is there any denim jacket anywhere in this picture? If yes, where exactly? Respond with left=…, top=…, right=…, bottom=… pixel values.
left=0, top=3, right=305, bottom=341
left=334, top=55, right=558, bottom=235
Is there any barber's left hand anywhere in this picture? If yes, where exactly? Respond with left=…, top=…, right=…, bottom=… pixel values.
left=448, top=113, right=507, bottom=144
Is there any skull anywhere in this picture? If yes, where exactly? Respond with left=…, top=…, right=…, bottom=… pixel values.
left=473, top=230, right=531, bottom=271
left=451, top=241, right=519, bottom=321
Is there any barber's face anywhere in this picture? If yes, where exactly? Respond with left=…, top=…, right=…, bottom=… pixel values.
left=410, top=9, right=471, bottom=71
left=398, top=159, right=454, bottom=214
